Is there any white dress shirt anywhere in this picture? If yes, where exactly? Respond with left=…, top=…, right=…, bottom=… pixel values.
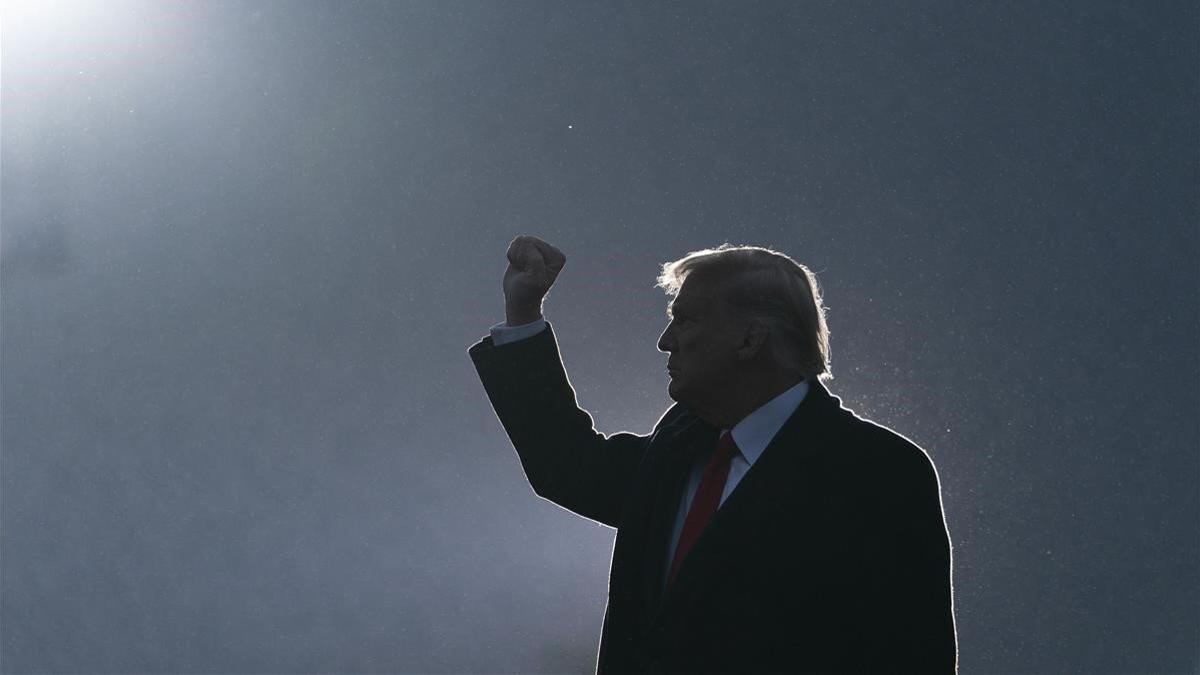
left=662, top=375, right=808, bottom=581
left=488, top=317, right=810, bottom=582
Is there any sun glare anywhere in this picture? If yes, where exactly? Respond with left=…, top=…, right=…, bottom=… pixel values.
left=1, top=0, right=185, bottom=63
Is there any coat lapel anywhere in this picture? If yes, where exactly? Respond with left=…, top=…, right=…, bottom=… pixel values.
left=646, top=380, right=842, bottom=627
left=634, top=413, right=719, bottom=621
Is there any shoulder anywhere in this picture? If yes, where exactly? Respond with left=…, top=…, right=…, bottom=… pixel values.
left=823, top=401, right=942, bottom=494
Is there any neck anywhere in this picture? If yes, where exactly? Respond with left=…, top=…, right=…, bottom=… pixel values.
left=694, top=371, right=806, bottom=429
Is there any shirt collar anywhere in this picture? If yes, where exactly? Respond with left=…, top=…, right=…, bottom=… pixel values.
left=727, top=378, right=810, bottom=466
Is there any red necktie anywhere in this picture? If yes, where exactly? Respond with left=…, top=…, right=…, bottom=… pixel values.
left=666, top=430, right=739, bottom=590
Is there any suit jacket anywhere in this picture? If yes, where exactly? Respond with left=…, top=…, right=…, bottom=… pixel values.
left=470, top=323, right=957, bottom=674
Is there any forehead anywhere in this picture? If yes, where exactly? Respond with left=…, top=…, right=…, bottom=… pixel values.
left=669, top=275, right=723, bottom=312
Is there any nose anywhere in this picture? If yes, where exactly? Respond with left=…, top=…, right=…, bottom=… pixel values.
left=657, top=322, right=675, bottom=354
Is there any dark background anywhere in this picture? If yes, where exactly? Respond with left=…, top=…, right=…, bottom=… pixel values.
left=2, top=1, right=1197, bottom=672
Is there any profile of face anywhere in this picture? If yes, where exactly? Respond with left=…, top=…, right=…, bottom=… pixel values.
left=657, top=275, right=748, bottom=410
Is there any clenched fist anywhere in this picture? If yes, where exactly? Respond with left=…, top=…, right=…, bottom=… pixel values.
left=503, top=235, right=566, bottom=326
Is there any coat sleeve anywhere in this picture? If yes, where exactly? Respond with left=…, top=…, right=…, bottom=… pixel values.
left=857, top=439, right=959, bottom=674
left=469, top=321, right=667, bottom=528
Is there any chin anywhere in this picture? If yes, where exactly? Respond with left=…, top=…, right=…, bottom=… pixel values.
left=666, top=379, right=689, bottom=405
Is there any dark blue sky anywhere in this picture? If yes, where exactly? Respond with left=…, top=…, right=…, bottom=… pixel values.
left=3, top=1, right=1197, bottom=672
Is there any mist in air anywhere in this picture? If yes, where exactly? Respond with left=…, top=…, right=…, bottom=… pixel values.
left=2, top=1, right=1197, bottom=673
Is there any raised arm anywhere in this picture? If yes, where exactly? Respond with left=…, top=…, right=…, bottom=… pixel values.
left=468, top=236, right=649, bottom=528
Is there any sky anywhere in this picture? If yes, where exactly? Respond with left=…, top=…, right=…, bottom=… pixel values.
left=2, top=1, right=1197, bottom=673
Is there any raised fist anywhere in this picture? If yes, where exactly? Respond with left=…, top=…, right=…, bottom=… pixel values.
left=502, top=235, right=566, bottom=325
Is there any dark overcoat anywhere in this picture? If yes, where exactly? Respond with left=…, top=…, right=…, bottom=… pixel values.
left=470, top=323, right=957, bottom=674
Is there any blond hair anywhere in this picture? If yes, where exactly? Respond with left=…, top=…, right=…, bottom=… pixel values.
left=656, top=243, right=832, bottom=381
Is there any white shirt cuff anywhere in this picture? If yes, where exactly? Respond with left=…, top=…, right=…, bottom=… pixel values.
left=489, top=317, right=547, bottom=346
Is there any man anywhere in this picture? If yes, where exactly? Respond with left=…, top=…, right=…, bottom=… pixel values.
left=469, top=235, right=957, bottom=673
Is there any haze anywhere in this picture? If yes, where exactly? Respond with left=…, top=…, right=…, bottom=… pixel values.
left=2, top=1, right=1197, bottom=673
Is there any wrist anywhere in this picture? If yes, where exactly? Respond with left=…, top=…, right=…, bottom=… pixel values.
left=505, top=312, right=544, bottom=327
left=505, top=302, right=544, bottom=326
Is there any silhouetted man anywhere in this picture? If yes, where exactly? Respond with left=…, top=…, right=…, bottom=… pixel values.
left=469, top=235, right=957, bottom=673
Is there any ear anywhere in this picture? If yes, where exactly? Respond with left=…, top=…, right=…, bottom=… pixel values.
left=735, top=318, right=769, bottom=361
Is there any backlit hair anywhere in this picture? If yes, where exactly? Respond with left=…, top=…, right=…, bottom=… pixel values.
left=656, top=243, right=832, bottom=381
